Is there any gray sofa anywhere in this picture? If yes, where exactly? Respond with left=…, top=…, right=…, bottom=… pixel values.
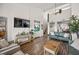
left=49, top=32, right=72, bottom=43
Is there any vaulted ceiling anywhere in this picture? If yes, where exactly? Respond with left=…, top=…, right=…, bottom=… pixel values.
left=0, top=3, right=66, bottom=11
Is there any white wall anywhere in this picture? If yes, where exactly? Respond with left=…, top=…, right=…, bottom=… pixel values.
left=0, top=4, right=43, bottom=41
left=71, top=3, right=79, bottom=16
left=49, top=8, right=71, bottom=22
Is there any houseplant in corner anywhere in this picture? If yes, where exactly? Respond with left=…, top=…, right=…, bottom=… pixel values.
left=69, top=15, right=79, bottom=38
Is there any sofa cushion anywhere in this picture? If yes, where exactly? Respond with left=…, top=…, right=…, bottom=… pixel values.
left=59, top=32, right=64, bottom=37
left=54, top=32, right=64, bottom=37
left=54, top=32, right=59, bottom=36
left=0, top=39, right=9, bottom=48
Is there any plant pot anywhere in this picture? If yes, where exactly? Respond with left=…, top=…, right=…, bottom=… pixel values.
left=71, top=33, right=77, bottom=41
left=76, top=32, right=79, bottom=38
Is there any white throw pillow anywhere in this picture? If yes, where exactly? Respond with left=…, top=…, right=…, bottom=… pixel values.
left=0, top=39, right=9, bottom=48
left=64, top=33, right=69, bottom=37
left=50, top=32, right=54, bottom=35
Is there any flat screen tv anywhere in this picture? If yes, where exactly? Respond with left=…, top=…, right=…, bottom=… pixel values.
left=14, top=17, right=30, bottom=28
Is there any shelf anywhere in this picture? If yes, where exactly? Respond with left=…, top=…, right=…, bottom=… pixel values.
left=0, top=17, right=7, bottom=40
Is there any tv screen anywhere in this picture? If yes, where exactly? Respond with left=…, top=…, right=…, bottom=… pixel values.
left=14, top=17, right=30, bottom=28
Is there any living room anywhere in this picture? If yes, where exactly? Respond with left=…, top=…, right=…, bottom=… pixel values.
left=0, top=3, right=79, bottom=55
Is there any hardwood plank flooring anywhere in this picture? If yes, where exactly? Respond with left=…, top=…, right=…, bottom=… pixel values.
left=20, top=36, right=68, bottom=55
left=20, top=36, right=48, bottom=55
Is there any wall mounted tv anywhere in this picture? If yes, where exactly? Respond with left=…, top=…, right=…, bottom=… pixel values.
left=14, top=17, right=30, bottom=28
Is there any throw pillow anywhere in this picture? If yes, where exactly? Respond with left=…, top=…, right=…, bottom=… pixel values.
left=64, top=33, right=69, bottom=38
left=0, top=39, right=9, bottom=48
left=50, top=32, right=54, bottom=35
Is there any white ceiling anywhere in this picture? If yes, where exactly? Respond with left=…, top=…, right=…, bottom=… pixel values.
left=19, top=3, right=66, bottom=11
left=0, top=3, right=66, bottom=11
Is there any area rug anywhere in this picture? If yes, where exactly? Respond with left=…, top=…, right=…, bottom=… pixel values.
left=58, top=42, right=68, bottom=55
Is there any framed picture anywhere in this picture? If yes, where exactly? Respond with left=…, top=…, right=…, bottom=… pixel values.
left=14, top=17, right=30, bottom=28
left=34, top=20, right=40, bottom=31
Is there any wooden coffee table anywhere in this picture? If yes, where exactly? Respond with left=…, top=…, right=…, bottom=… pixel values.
left=44, top=40, right=61, bottom=55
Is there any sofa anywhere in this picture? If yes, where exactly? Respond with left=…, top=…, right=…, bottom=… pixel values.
left=49, top=32, right=72, bottom=44
left=0, top=39, right=22, bottom=55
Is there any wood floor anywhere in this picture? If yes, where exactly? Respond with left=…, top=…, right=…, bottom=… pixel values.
left=20, top=36, right=48, bottom=55
left=20, top=36, right=68, bottom=55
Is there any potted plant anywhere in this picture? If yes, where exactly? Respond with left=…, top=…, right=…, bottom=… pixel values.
left=28, top=29, right=34, bottom=41
left=69, top=15, right=79, bottom=38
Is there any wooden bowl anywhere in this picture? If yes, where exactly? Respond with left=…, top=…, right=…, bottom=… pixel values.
left=0, top=31, right=5, bottom=37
